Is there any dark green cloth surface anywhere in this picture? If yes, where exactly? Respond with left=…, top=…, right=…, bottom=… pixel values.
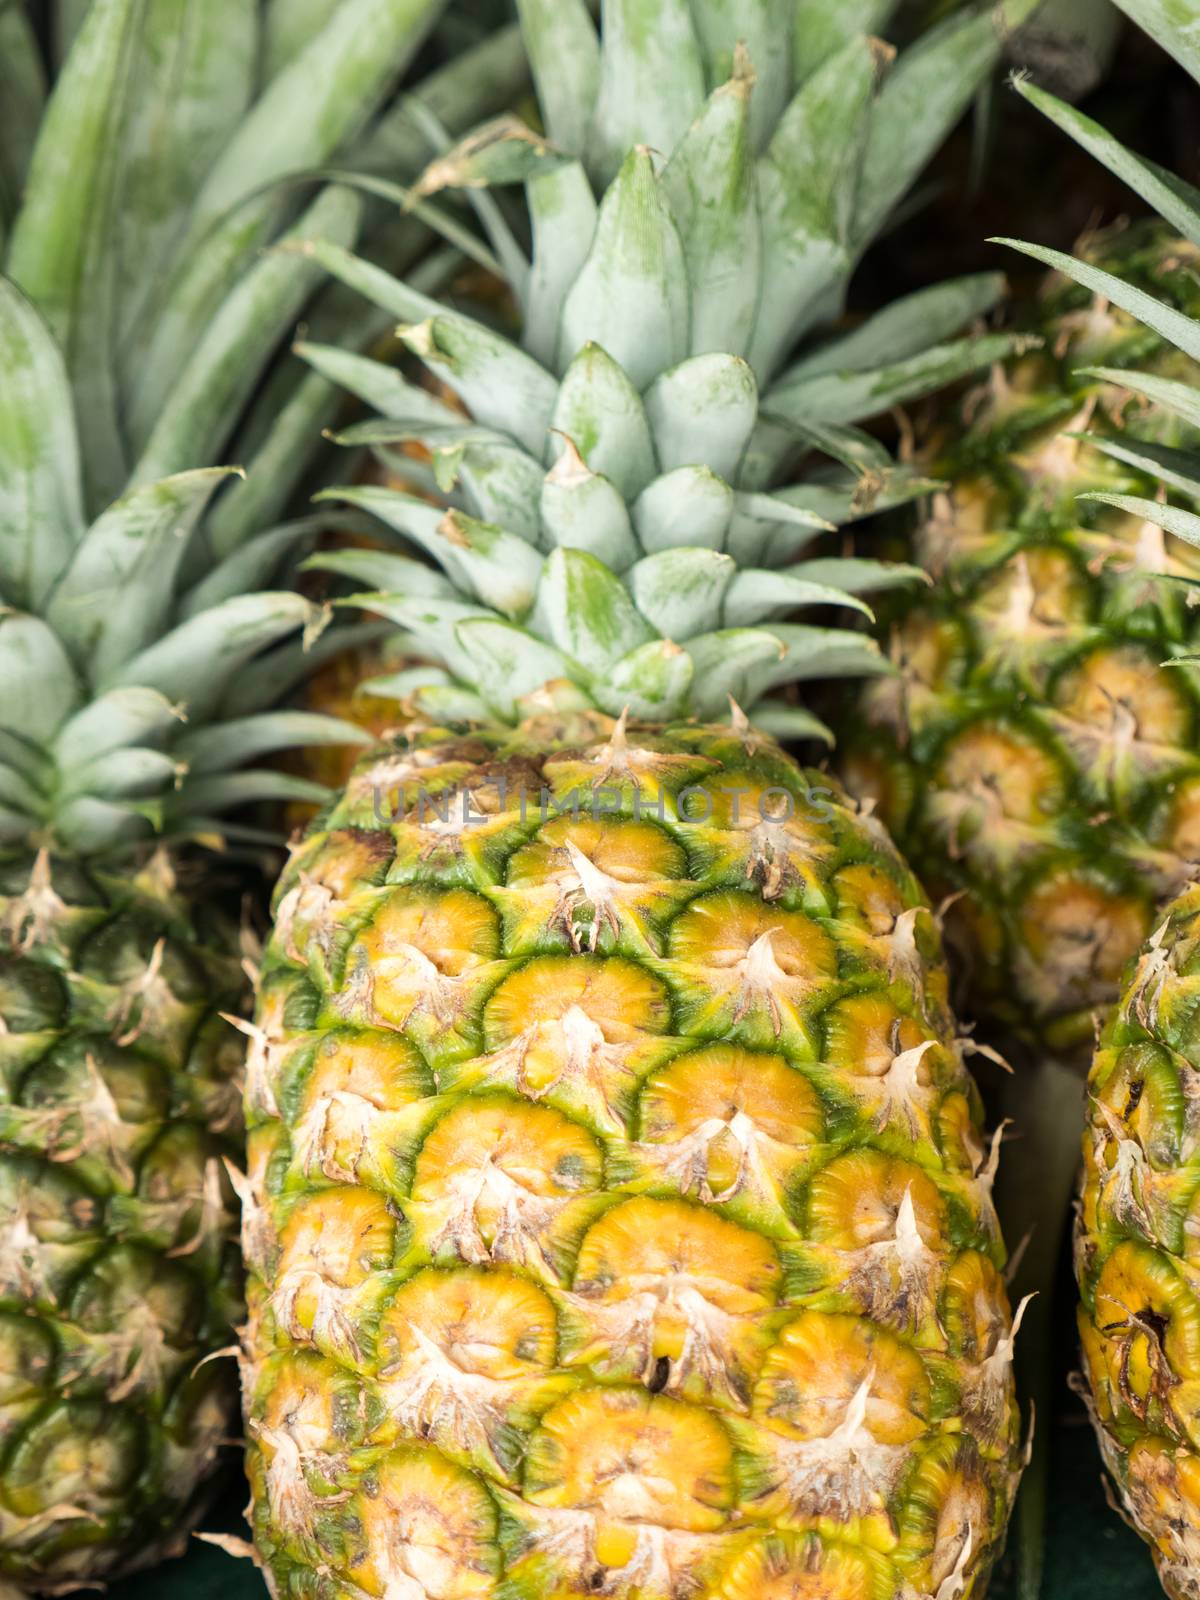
left=100, top=1397, right=1163, bottom=1600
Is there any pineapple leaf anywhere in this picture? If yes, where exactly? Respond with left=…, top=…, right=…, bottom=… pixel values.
left=723, top=568, right=874, bottom=627
left=180, top=518, right=332, bottom=619
left=54, top=687, right=182, bottom=769
left=559, top=147, right=690, bottom=391
left=541, top=446, right=640, bottom=570
left=526, top=165, right=599, bottom=368
left=297, top=340, right=464, bottom=425
left=749, top=34, right=881, bottom=380
left=599, top=638, right=695, bottom=719
left=551, top=345, right=657, bottom=497
left=628, top=548, right=736, bottom=637
left=1073, top=433, right=1200, bottom=502
left=303, top=550, right=458, bottom=600
left=532, top=548, right=655, bottom=672
left=47, top=468, right=236, bottom=684
left=177, top=712, right=369, bottom=774
left=514, top=0, right=600, bottom=161
left=131, top=184, right=362, bottom=492
left=1109, top=0, right=1200, bottom=88
left=749, top=699, right=834, bottom=744
left=321, top=487, right=542, bottom=618
left=995, top=238, right=1200, bottom=365
left=1013, top=76, right=1200, bottom=249
left=1079, top=492, right=1200, bottom=550
left=0, top=615, right=80, bottom=737
left=0, top=278, right=85, bottom=611
left=644, top=354, right=758, bottom=482
left=688, top=0, right=792, bottom=144
left=105, top=592, right=316, bottom=714
left=781, top=273, right=1009, bottom=382
left=263, top=0, right=344, bottom=82
left=683, top=627, right=789, bottom=717
left=661, top=50, right=760, bottom=358
left=591, top=0, right=706, bottom=189
left=768, top=332, right=1029, bottom=426
left=404, top=316, right=558, bottom=457
left=765, top=622, right=889, bottom=684
left=455, top=617, right=579, bottom=719
left=0, top=3, right=46, bottom=238
left=851, top=0, right=1044, bottom=249
left=792, top=0, right=897, bottom=81
left=1076, top=365, right=1200, bottom=433
left=633, top=467, right=735, bottom=554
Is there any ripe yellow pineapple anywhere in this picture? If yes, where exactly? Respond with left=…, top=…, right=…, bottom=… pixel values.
left=241, top=0, right=1043, bottom=1594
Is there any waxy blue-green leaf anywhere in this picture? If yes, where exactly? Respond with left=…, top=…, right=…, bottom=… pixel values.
left=131, top=185, right=362, bottom=489
left=782, top=273, right=1009, bottom=383
left=725, top=490, right=832, bottom=566
left=405, top=683, right=493, bottom=724
left=61, top=746, right=184, bottom=802
left=600, top=639, right=694, bottom=720
left=644, top=354, right=757, bottom=482
left=114, top=0, right=256, bottom=349
left=683, top=627, right=787, bottom=718
left=402, top=316, right=558, bottom=458
left=551, top=345, right=657, bottom=498
left=997, top=237, right=1200, bottom=365
left=1076, top=433, right=1200, bottom=502
left=689, top=0, right=792, bottom=147
left=541, top=442, right=639, bottom=570
left=661, top=62, right=760, bottom=359
left=532, top=548, right=654, bottom=673
left=768, top=332, right=1026, bottom=427
left=559, top=147, right=689, bottom=390
left=784, top=556, right=928, bottom=596
left=628, top=548, right=735, bottom=638
left=47, top=469, right=235, bottom=683
left=0, top=763, right=45, bottom=821
left=1078, top=365, right=1200, bottom=432
left=455, top=617, right=578, bottom=720
left=1110, top=0, right=1200, bottom=88
left=1014, top=76, right=1200, bottom=249
left=590, top=0, right=706, bottom=189
left=791, top=0, right=897, bottom=81
left=633, top=466, right=734, bottom=554
left=357, top=596, right=491, bottom=685
left=180, top=518, right=330, bottom=619
left=177, top=769, right=330, bottom=815
left=298, top=339, right=464, bottom=426
left=750, top=699, right=833, bottom=744
left=852, top=0, right=1044, bottom=249
left=526, top=164, right=598, bottom=369
left=723, top=568, right=873, bottom=628
left=178, top=711, right=368, bottom=774
left=325, top=486, right=542, bottom=619
left=749, top=35, right=881, bottom=380
left=0, top=279, right=84, bottom=612
left=1080, top=493, right=1200, bottom=550
left=7, top=0, right=136, bottom=509
left=442, top=442, right=545, bottom=546
left=514, top=0, right=600, bottom=159
left=0, top=616, right=80, bottom=738
left=304, top=548, right=458, bottom=600
left=0, top=4, right=46, bottom=237
left=764, top=622, right=888, bottom=687
left=54, top=687, right=182, bottom=770
left=106, top=592, right=315, bottom=716
left=263, top=0, right=343, bottom=81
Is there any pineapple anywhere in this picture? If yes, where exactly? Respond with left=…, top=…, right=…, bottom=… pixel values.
left=837, top=88, right=1200, bottom=1062
left=1078, top=881, right=1200, bottom=1600
left=243, top=2, right=1043, bottom=1595
left=0, top=0, right=525, bottom=1588
left=938, top=11, right=1200, bottom=1592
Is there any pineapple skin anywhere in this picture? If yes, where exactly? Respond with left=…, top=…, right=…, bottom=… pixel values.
left=245, top=712, right=1020, bottom=1600
left=1077, top=878, right=1200, bottom=1599
left=0, top=852, right=244, bottom=1589
left=839, top=223, right=1200, bottom=1056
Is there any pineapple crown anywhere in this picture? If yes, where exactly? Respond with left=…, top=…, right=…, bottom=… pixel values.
left=301, top=0, right=1040, bottom=740
left=0, top=0, right=526, bottom=857
left=997, top=4, right=1200, bottom=583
